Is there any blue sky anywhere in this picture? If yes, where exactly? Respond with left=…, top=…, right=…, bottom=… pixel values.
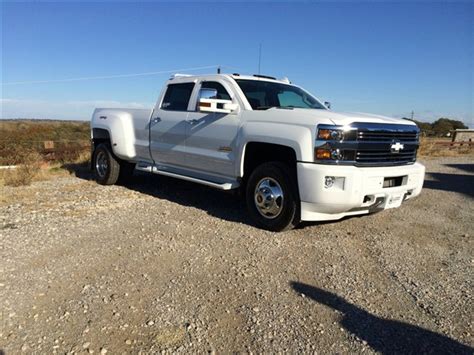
left=1, top=1, right=473, bottom=127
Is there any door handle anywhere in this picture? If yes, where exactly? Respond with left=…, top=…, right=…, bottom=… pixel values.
left=152, top=117, right=161, bottom=123
left=188, top=119, right=200, bottom=125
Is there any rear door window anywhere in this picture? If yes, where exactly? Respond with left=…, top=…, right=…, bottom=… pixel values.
left=161, top=83, right=195, bottom=111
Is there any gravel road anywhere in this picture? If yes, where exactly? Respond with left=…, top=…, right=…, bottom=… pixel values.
left=1, top=156, right=473, bottom=354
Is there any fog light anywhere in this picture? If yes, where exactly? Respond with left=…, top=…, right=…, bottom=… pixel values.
left=325, top=176, right=336, bottom=188
left=324, top=176, right=345, bottom=190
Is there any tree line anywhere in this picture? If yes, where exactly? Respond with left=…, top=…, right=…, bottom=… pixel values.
left=405, top=118, right=468, bottom=137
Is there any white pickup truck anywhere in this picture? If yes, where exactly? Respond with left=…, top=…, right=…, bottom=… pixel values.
left=91, top=73, right=425, bottom=231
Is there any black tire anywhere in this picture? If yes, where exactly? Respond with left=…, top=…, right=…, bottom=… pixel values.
left=92, top=143, right=121, bottom=185
left=246, top=162, right=300, bottom=232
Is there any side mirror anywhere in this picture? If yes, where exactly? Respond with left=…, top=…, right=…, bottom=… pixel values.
left=198, top=88, right=237, bottom=114
left=324, top=101, right=331, bottom=109
left=199, top=88, right=218, bottom=100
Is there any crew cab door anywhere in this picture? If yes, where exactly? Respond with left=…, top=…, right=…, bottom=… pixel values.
left=149, top=82, right=194, bottom=167
left=185, top=80, right=240, bottom=178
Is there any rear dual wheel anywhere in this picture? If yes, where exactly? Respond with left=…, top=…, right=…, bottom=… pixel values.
left=93, top=143, right=134, bottom=185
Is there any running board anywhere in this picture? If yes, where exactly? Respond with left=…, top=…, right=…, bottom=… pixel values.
left=135, top=163, right=238, bottom=190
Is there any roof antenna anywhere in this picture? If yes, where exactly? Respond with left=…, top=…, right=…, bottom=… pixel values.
left=258, top=43, right=262, bottom=75
left=217, top=66, right=221, bottom=74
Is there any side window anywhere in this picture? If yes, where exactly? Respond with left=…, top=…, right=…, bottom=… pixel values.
left=161, top=83, right=195, bottom=111
left=201, top=81, right=232, bottom=101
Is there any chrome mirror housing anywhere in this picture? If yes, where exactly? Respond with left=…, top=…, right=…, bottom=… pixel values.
left=199, top=88, right=218, bottom=100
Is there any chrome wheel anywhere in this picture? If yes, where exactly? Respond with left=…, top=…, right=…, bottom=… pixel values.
left=254, top=177, right=284, bottom=219
left=95, top=150, right=108, bottom=178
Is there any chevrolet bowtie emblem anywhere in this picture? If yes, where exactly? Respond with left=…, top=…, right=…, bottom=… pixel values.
left=390, top=141, right=404, bottom=153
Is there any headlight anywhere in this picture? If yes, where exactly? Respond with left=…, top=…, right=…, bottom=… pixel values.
left=317, top=128, right=343, bottom=141
left=315, top=125, right=354, bottom=163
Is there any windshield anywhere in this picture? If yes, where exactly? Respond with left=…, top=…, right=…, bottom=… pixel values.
left=235, top=79, right=326, bottom=110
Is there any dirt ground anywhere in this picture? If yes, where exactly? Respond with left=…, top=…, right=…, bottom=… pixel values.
left=1, top=156, right=473, bottom=354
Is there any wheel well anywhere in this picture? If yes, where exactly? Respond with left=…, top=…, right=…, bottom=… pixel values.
left=92, top=128, right=111, bottom=149
left=243, top=142, right=297, bottom=180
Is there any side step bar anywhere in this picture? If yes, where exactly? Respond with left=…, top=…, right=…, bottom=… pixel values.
left=135, top=163, right=238, bottom=190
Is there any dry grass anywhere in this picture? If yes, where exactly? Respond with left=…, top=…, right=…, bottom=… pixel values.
left=0, top=119, right=90, bottom=165
left=0, top=149, right=90, bottom=187
left=0, top=150, right=43, bottom=187
left=71, top=150, right=91, bottom=165
left=0, top=119, right=91, bottom=187
left=418, top=138, right=473, bottom=157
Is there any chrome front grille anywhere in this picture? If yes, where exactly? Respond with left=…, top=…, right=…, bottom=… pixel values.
left=315, top=122, right=420, bottom=167
left=357, top=130, right=419, bottom=142
left=354, top=125, right=419, bottom=165
left=355, top=149, right=418, bottom=165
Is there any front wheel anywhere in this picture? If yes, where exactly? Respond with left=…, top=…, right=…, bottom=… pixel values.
left=246, top=162, right=300, bottom=232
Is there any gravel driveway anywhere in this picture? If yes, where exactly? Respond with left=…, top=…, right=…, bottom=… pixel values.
left=1, top=156, right=473, bottom=354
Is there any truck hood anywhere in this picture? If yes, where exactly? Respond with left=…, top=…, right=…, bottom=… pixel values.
left=302, top=109, right=414, bottom=126
left=250, top=108, right=416, bottom=128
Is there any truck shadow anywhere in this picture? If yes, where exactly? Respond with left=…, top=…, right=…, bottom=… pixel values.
left=60, top=162, right=257, bottom=227
left=62, top=162, right=252, bottom=225
left=424, top=172, right=474, bottom=198
left=61, top=162, right=92, bottom=180
left=444, top=163, right=474, bottom=173
left=126, top=172, right=251, bottom=225
left=291, top=282, right=473, bottom=354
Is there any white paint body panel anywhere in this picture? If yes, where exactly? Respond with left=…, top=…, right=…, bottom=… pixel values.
left=90, top=73, right=425, bottom=221
left=91, top=108, right=152, bottom=161
left=149, top=109, right=187, bottom=167
left=298, top=162, right=425, bottom=221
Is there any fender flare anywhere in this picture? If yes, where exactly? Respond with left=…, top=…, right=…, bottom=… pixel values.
left=236, top=122, right=314, bottom=177
left=91, top=109, right=136, bottom=160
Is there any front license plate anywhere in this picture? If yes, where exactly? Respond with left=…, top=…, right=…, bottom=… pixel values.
left=386, top=193, right=404, bottom=209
